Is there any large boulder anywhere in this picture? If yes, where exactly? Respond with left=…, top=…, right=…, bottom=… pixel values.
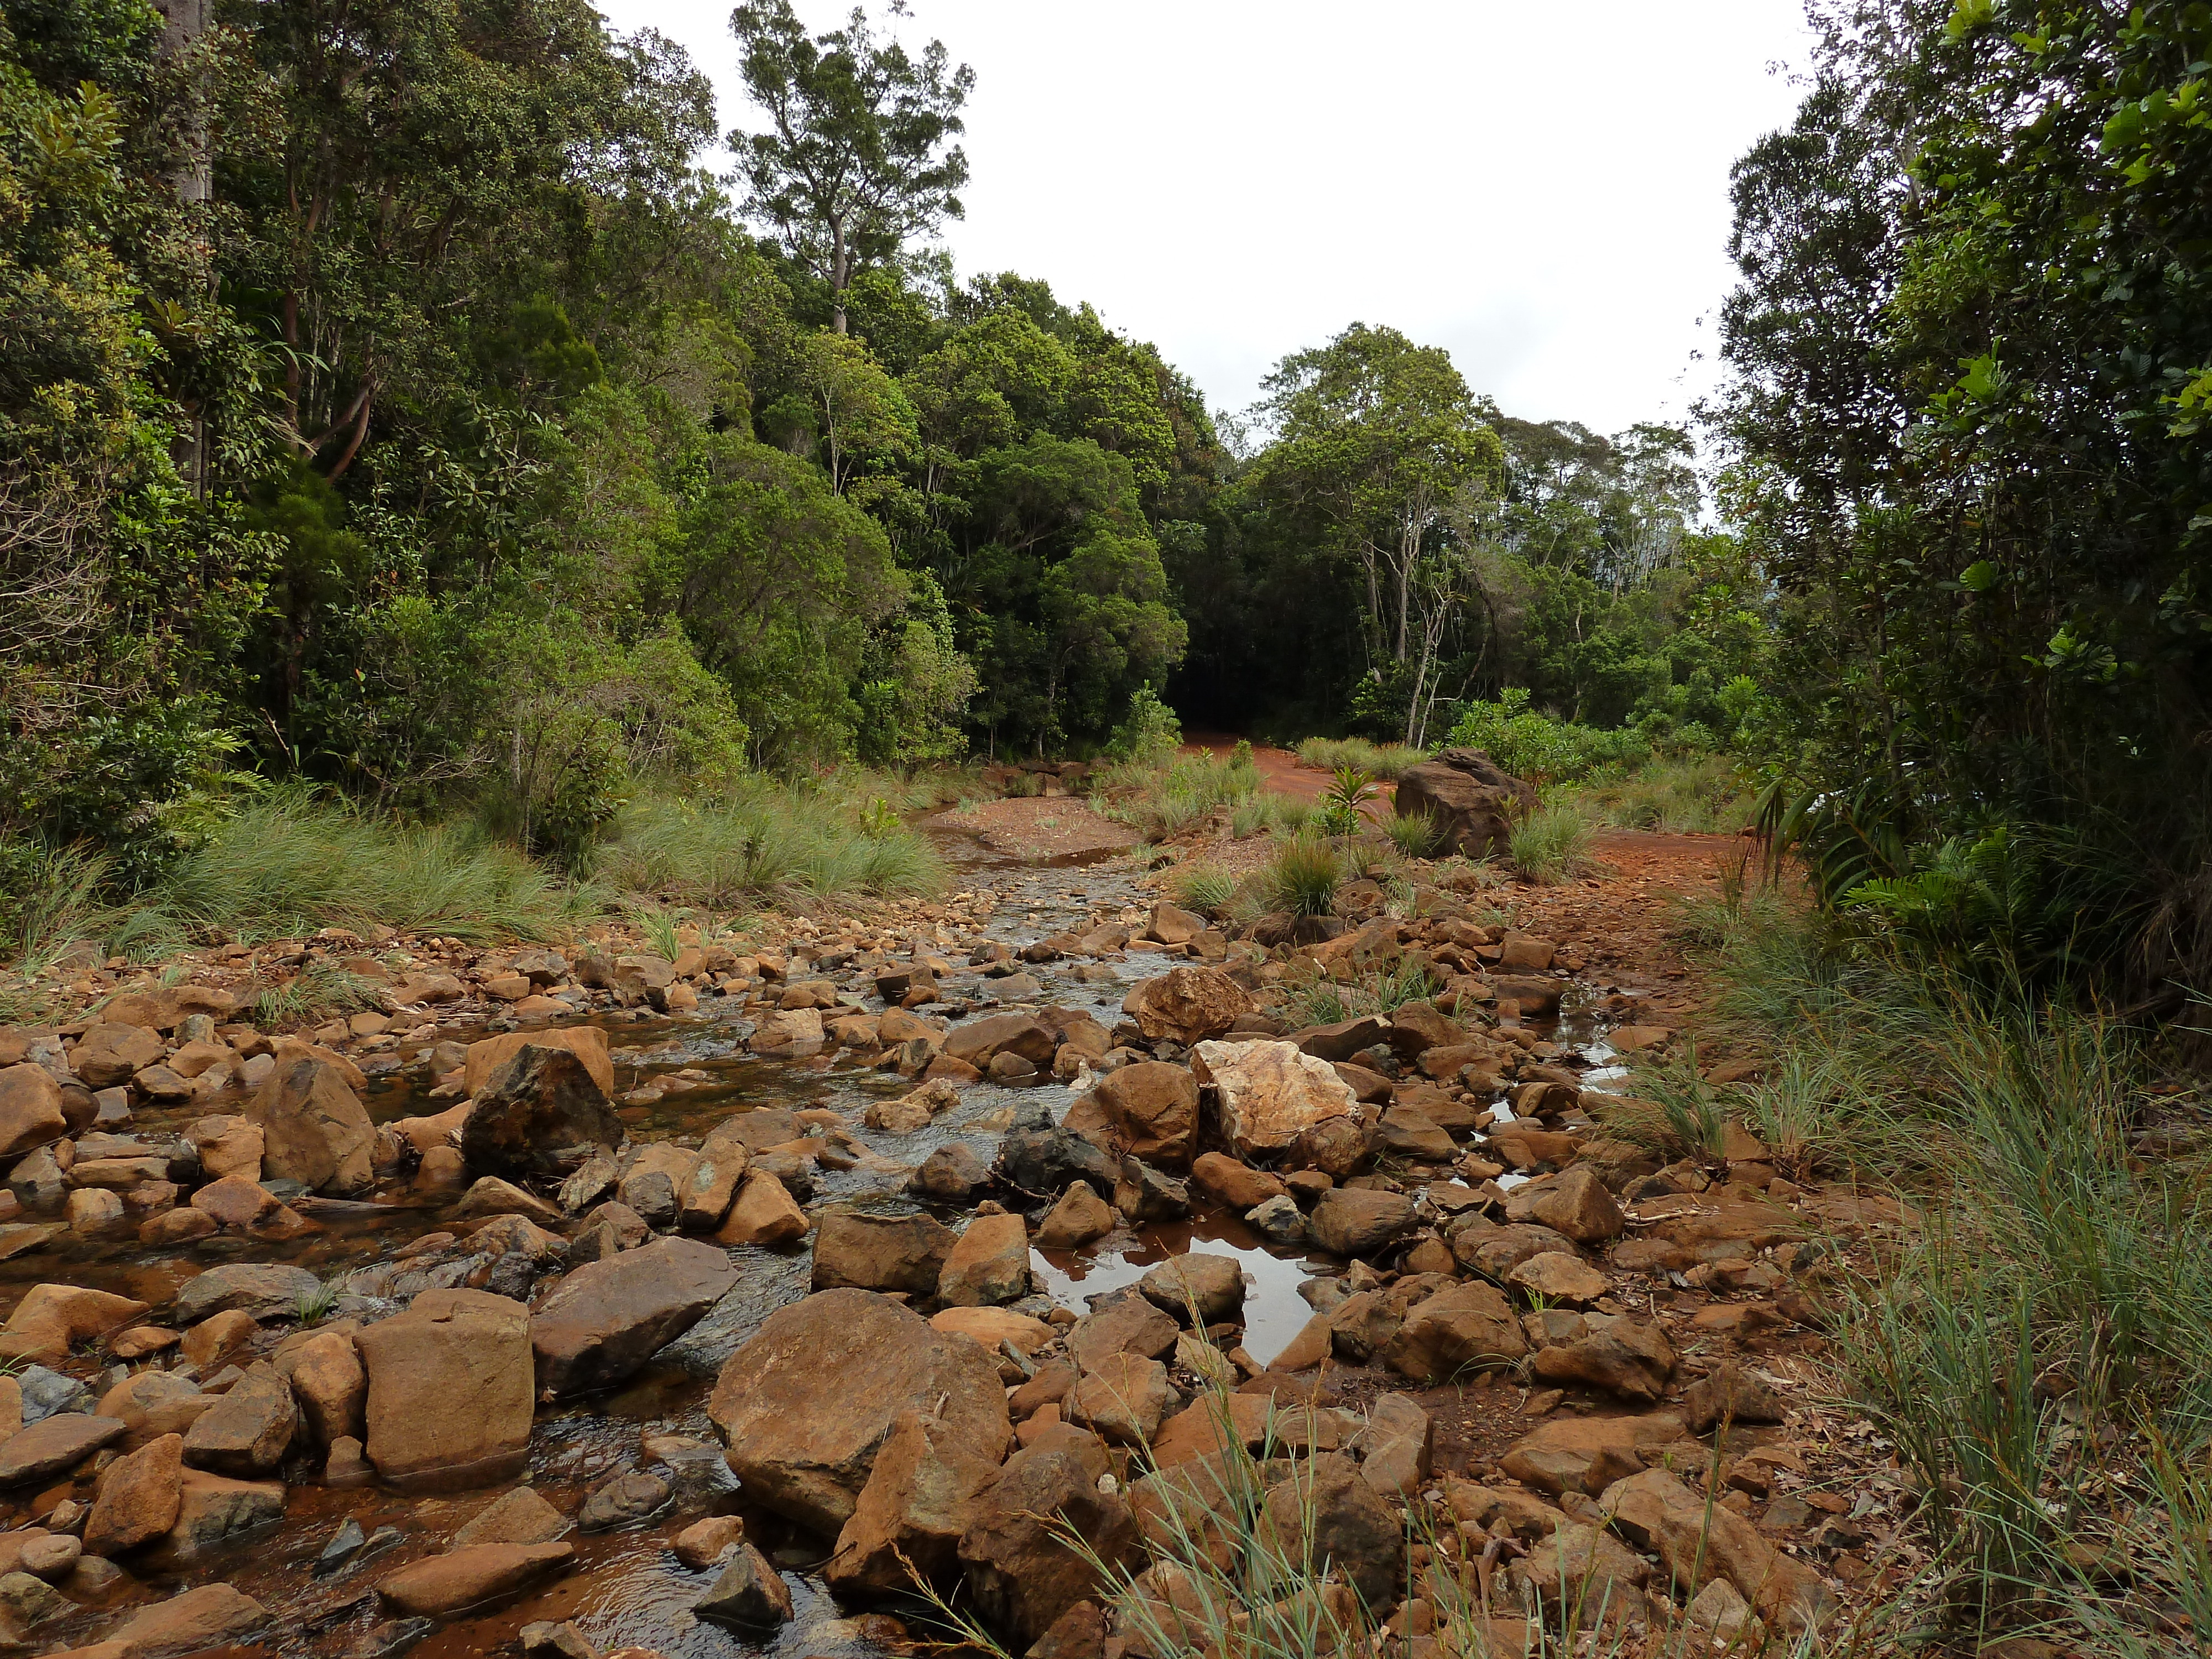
left=1191, top=1040, right=1360, bottom=1157
left=958, top=1430, right=1139, bottom=1645
left=463, top=1027, right=614, bottom=1098
left=85, top=1432, right=185, bottom=1554
left=1390, top=749, right=1537, bottom=858
left=113, top=1583, right=270, bottom=1656
left=936, top=1212, right=1030, bottom=1307
left=2, top=1284, right=149, bottom=1363
left=531, top=1237, right=739, bottom=1398
left=1122, top=968, right=1254, bottom=1045
left=810, top=1210, right=956, bottom=1297
left=180, top=1364, right=295, bottom=1477
left=0, top=1066, right=66, bottom=1161
left=354, top=1288, right=534, bottom=1489
left=461, top=1046, right=626, bottom=1185
left=826, top=1407, right=1003, bottom=1595
left=246, top=1058, right=374, bottom=1194
left=172, top=1263, right=319, bottom=1326
left=708, top=1289, right=1010, bottom=1536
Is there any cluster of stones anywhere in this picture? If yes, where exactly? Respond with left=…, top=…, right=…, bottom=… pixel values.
left=0, top=852, right=1865, bottom=1656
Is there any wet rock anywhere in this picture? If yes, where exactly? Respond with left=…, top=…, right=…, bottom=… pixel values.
left=695, top=1541, right=794, bottom=1630
left=315, top=1517, right=368, bottom=1575
left=714, top=1169, right=808, bottom=1246
left=16, top=1532, right=79, bottom=1583
left=1086, top=1063, right=1199, bottom=1167
left=448, top=1175, right=564, bottom=1225
left=173, top=1261, right=319, bottom=1325
left=1381, top=1282, right=1528, bottom=1384
left=0, top=1413, right=126, bottom=1485
left=1190, top=1040, right=1359, bottom=1156
left=521, top=1621, right=602, bottom=1659
left=938, top=1211, right=1030, bottom=1306
left=112, top=1582, right=270, bottom=1655
left=464, top=1026, right=614, bottom=1097
left=1138, top=1254, right=1245, bottom=1326
left=826, top=1407, right=1001, bottom=1595
left=933, top=1306, right=1053, bottom=1363
left=1, top=1283, right=149, bottom=1363
left=1063, top=1353, right=1176, bottom=1446
left=1531, top=1315, right=1675, bottom=1402
left=1261, top=1453, right=1404, bottom=1609
left=1113, top=1156, right=1190, bottom=1223
left=376, top=1541, right=575, bottom=1616
left=98, top=1373, right=212, bottom=1449
left=677, top=1123, right=750, bottom=1229
left=452, top=1485, right=568, bottom=1547
left=1308, top=1187, right=1416, bottom=1258
left=531, top=1236, right=738, bottom=1399
left=460, top=1045, right=626, bottom=1185
left=0, top=1064, right=66, bottom=1160
left=959, top=1431, right=1137, bottom=1644
left=943, top=1013, right=1057, bottom=1071
left=71, top=1024, right=165, bottom=1089
left=1500, top=1412, right=1688, bottom=1498
left=579, top=1469, right=671, bottom=1531
left=1066, top=1289, right=1180, bottom=1371
left=1246, top=1194, right=1307, bottom=1243
left=1505, top=1166, right=1625, bottom=1244
left=1505, top=1250, right=1609, bottom=1306
left=348, top=1615, right=436, bottom=1659
left=909, top=1142, right=989, bottom=1204
left=1036, top=1180, right=1115, bottom=1249
left=997, top=1107, right=1121, bottom=1197
left=247, top=1057, right=375, bottom=1194
left=811, top=1208, right=956, bottom=1296
left=1123, top=968, right=1254, bottom=1045
left=181, top=1363, right=296, bottom=1476
left=1190, top=1152, right=1287, bottom=1211
left=708, top=1288, right=1010, bottom=1535
left=85, top=1432, right=184, bottom=1555
left=356, top=1288, right=534, bottom=1489
left=160, top=1467, right=286, bottom=1560
left=180, top=1307, right=257, bottom=1371
left=1682, top=1359, right=1787, bottom=1433
left=672, top=1514, right=747, bottom=1569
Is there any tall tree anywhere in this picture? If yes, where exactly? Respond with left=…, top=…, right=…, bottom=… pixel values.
left=729, top=0, right=972, bottom=335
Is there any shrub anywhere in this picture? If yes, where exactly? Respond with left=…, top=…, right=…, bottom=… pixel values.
left=1445, top=687, right=1650, bottom=783
left=1510, top=804, right=1596, bottom=884
left=1262, top=836, right=1343, bottom=917
left=1106, top=684, right=1182, bottom=764
left=1384, top=810, right=1443, bottom=858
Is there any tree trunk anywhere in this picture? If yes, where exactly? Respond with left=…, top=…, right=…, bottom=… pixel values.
left=831, top=217, right=849, bottom=335
left=154, top=0, right=212, bottom=202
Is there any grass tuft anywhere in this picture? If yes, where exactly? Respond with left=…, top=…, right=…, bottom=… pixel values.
left=1510, top=804, right=1597, bottom=884
left=1261, top=836, right=1344, bottom=919
left=594, top=785, right=942, bottom=909
left=1292, top=737, right=1429, bottom=781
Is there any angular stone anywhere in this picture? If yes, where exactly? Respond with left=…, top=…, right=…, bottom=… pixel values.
left=1063, top=1353, right=1175, bottom=1446
left=247, top=1057, right=374, bottom=1194
left=174, top=1262, right=319, bottom=1327
left=182, top=1363, right=296, bottom=1476
left=708, top=1288, right=1010, bottom=1535
left=1505, top=1251, right=1610, bottom=1306
left=811, top=1209, right=955, bottom=1296
left=958, top=1432, right=1138, bottom=1644
left=1066, top=1290, right=1181, bottom=1373
left=1259, top=1453, right=1403, bottom=1609
left=276, top=1328, right=366, bottom=1447
left=1113, top=1156, right=1190, bottom=1223
left=672, top=1513, right=747, bottom=1569
left=1381, top=1282, right=1528, bottom=1384
left=70, top=1024, right=165, bottom=1089
left=1391, top=751, right=1536, bottom=858
left=1530, top=1315, right=1675, bottom=1402
left=943, top=1013, right=1058, bottom=1070
left=113, top=1583, right=270, bottom=1655
left=160, top=1467, right=285, bottom=1561
left=1086, top=1063, right=1199, bottom=1167
left=1501, top=1412, right=1688, bottom=1498
left=1191, top=1040, right=1359, bottom=1156
left=1, top=1283, right=150, bottom=1363
left=1505, top=1166, right=1625, bottom=1244
left=452, top=1485, right=568, bottom=1548
left=448, top=1176, right=563, bottom=1225
left=1036, top=1181, right=1115, bottom=1249
left=531, top=1237, right=738, bottom=1398
left=376, top=1541, right=574, bottom=1616
left=695, top=1541, right=793, bottom=1630
left=1375, top=1106, right=1455, bottom=1162
left=1451, top=1219, right=1578, bottom=1280
left=461, top=1046, right=626, bottom=1185
left=1138, top=1253, right=1245, bottom=1326
left=85, top=1432, right=185, bottom=1555
left=714, top=1170, right=808, bottom=1246
left=356, top=1288, right=534, bottom=1489
left=1122, top=968, right=1254, bottom=1045
left=909, top=1143, right=988, bottom=1204
left=578, top=1470, right=670, bottom=1531
left=1189, top=1152, right=1286, bottom=1211
left=0, top=1413, right=127, bottom=1485
left=677, top=1121, right=751, bottom=1230
left=463, top=1026, right=614, bottom=1097
left=938, top=1211, right=1030, bottom=1307
left=97, top=1373, right=212, bottom=1449
left=1601, top=1467, right=1830, bottom=1631
left=826, top=1407, right=1002, bottom=1595
left=1683, top=1360, right=1786, bottom=1434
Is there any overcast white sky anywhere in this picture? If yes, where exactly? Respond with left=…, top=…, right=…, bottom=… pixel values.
left=596, top=1, right=1817, bottom=437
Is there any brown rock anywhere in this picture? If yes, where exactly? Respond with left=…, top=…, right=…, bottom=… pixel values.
left=811, top=1209, right=954, bottom=1296
left=943, top=1013, right=1058, bottom=1070
left=70, top=1024, right=165, bottom=1089
left=1, top=1283, right=149, bottom=1363
left=1505, top=1166, right=1625, bottom=1244
left=1063, top=1353, right=1176, bottom=1446
left=958, top=1434, right=1138, bottom=1644
left=1191, top=1039, right=1359, bottom=1156
left=189, top=1175, right=281, bottom=1229
left=448, top=1175, right=564, bottom=1225
left=356, top=1288, right=534, bottom=1489
left=179, top=1306, right=257, bottom=1370
left=97, top=1373, right=212, bottom=1449
left=708, top=1288, right=1010, bottom=1535
left=532, top=1236, right=738, bottom=1397
left=677, top=1121, right=751, bottom=1230
left=275, top=1328, right=366, bottom=1447
left=1035, top=1181, right=1114, bottom=1249
left=1066, top=1291, right=1180, bottom=1373
left=1087, top=1064, right=1199, bottom=1167
left=714, top=1170, right=808, bottom=1246
left=1122, top=967, right=1254, bottom=1045
left=937, top=1211, right=1030, bottom=1307
left=1505, top=1251, right=1609, bottom=1306
left=1451, top=1219, right=1578, bottom=1279
left=1391, top=750, right=1536, bottom=858
left=451, top=1485, right=568, bottom=1547
left=247, top=1057, right=375, bottom=1194
left=181, top=1363, right=296, bottom=1475
left=1188, top=1153, right=1286, bottom=1210
left=672, top=1514, right=747, bottom=1570
left=694, top=1541, right=794, bottom=1630
left=377, top=1541, right=575, bottom=1616
left=0, top=1065, right=67, bottom=1160
left=1137, top=1253, right=1245, bottom=1325
left=461, top=1046, right=627, bottom=1185
left=0, top=1413, right=127, bottom=1485
left=113, top=1583, right=270, bottom=1655
left=85, top=1432, right=185, bottom=1554
left=1530, top=1315, right=1675, bottom=1402
left=159, top=1466, right=285, bottom=1561
left=826, top=1407, right=1002, bottom=1594
left=1259, top=1453, right=1404, bottom=1609
left=1501, top=1412, right=1688, bottom=1497
left=463, top=1026, right=614, bottom=1097
left=1381, top=1282, right=1528, bottom=1384
left=1307, top=1187, right=1416, bottom=1258
left=1682, top=1360, right=1786, bottom=1434
left=1601, top=1467, right=1830, bottom=1631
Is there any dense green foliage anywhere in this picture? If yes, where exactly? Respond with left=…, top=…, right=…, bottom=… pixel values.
left=1716, top=0, right=2212, bottom=1000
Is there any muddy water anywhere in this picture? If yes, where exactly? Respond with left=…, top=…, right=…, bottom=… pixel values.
left=15, top=827, right=1635, bottom=1658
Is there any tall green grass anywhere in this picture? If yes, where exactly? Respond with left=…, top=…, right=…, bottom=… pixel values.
left=596, top=785, right=942, bottom=909
left=1260, top=836, right=1344, bottom=918
left=1510, top=804, right=1597, bottom=884
left=1292, top=736, right=1428, bottom=780
left=1678, top=889, right=2212, bottom=1642
left=1568, top=754, right=1755, bottom=834
left=1094, top=750, right=1267, bottom=842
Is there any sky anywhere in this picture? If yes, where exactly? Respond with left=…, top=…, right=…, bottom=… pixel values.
left=594, top=0, right=1819, bottom=437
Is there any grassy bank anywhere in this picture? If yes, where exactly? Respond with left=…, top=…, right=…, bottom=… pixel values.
left=1637, top=886, right=2212, bottom=1650
left=0, top=775, right=947, bottom=990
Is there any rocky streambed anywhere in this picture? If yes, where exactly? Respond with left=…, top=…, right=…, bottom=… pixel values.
left=0, top=829, right=1894, bottom=1658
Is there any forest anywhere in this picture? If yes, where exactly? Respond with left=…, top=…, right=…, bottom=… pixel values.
left=0, top=0, right=2206, bottom=1007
